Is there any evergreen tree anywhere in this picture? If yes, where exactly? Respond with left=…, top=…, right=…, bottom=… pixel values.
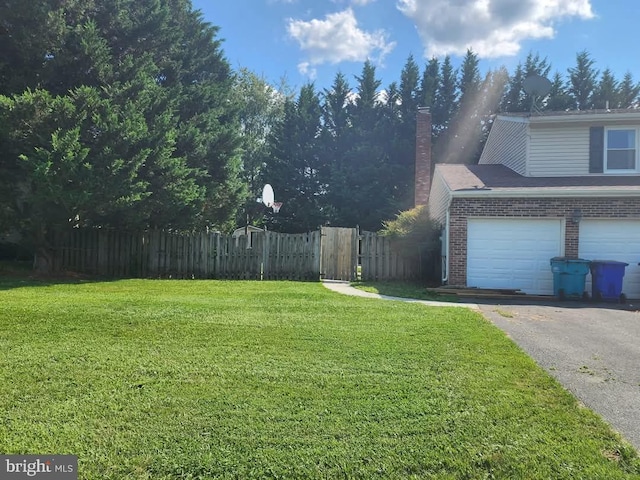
left=0, top=0, right=243, bottom=269
left=522, top=52, right=552, bottom=111
left=432, top=55, right=457, bottom=136
left=322, top=73, right=352, bottom=142
left=523, top=52, right=552, bottom=78
left=618, top=72, right=640, bottom=108
left=592, top=68, right=620, bottom=110
left=320, top=72, right=354, bottom=223
left=339, top=61, right=394, bottom=230
left=501, top=62, right=524, bottom=112
left=546, top=71, right=574, bottom=111
left=568, top=50, right=599, bottom=110
left=443, top=49, right=482, bottom=164
left=474, top=67, right=509, bottom=156
left=484, top=67, right=510, bottom=115
left=264, top=84, right=324, bottom=233
left=457, top=49, right=481, bottom=111
left=399, top=55, right=421, bottom=120
left=419, top=58, right=440, bottom=113
left=502, top=52, right=551, bottom=112
left=431, top=56, right=458, bottom=165
left=0, top=1, right=62, bottom=95
left=394, top=56, right=422, bottom=209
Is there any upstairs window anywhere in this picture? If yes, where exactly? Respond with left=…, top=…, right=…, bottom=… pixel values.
left=605, top=128, right=637, bottom=172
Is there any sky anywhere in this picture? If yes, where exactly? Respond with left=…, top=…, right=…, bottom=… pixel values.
left=194, top=0, right=640, bottom=93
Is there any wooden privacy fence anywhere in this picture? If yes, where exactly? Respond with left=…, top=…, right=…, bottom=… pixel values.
left=51, top=229, right=320, bottom=280
left=359, top=231, right=420, bottom=281
left=49, top=227, right=423, bottom=281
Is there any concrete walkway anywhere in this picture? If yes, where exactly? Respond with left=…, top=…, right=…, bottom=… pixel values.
left=321, top=280, right=480, bottom=309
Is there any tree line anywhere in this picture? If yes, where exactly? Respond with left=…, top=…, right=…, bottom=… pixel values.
left=1, top=0, right=638, bottom=267
left=256, top=50, right=640, bottom=232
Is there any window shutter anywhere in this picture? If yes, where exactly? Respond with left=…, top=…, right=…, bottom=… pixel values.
left=589, top=126, right=604, bottom=173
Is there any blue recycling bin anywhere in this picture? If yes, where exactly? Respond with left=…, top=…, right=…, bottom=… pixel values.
left=590, top=260, right=628, bottom=302
left=550, top=257, right=591, bottom=300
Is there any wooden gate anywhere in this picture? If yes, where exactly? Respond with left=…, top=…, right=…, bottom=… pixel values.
left=320, top=227, right=358, bottom=281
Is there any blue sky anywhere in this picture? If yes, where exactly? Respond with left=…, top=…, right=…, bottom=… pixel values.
left=194, top=0, right=640, bottom=92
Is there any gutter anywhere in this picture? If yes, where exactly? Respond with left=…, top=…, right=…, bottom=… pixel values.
left=450, top=188, right=640, bottom=198
left=497, top=111, right=640, bottom=124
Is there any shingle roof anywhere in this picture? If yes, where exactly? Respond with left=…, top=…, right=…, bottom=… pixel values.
left=436, top=164, right=640, bottom=192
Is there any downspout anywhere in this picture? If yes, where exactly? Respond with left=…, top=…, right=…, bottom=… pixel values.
left=441, top=210, right=449, bottom=284
left=441, top=197, right=452, bottom=284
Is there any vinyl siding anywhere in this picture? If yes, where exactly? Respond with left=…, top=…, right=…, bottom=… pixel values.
left=427, top=167, right=451, bottom=225
left=478, top=117, right=527, bottom=175
left=528, top=126, right=590, bottom=176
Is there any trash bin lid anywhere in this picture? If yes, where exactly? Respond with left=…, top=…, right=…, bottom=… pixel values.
left=590, top=260, right=629, bottom=266
left=550, top=257, right=590, bottom=263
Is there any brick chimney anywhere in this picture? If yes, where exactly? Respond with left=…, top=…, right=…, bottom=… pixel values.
left=414, top=107, right=432, bottom=206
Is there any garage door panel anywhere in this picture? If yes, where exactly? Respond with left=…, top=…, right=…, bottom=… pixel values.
left=579, top=220, right=640, bottom=299
left=467, top=218, right=563, bottom=295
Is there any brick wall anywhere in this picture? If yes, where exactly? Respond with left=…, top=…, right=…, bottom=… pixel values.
left=448, top=196, right=640, bottom=286
left=414, top=108, right=432, bottom=206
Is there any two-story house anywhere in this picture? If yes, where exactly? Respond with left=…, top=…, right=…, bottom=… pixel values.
left=427, top=109, right=640, bottom=297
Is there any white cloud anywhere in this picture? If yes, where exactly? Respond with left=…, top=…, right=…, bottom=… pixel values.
left=397, top=0, right=594, bottom=58
left=298, top=62, right=317, bottom=80
left=287, top=8, right=396, bottom=76
left=330, top=0, right=377, bottom=5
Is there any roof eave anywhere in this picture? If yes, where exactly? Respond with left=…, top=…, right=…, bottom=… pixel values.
left=497, top=112, right=640, bottom=125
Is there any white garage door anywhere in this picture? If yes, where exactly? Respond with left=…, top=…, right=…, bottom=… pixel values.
left=579, top=220, right=640, bottom=299
left=467, top=218, right=563, bottom=295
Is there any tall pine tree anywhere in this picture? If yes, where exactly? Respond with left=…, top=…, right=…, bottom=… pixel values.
left=592, top=68, right=620, bottom=110
left=618, top=72, right=640, bottom=108
left=264, top=84, right=324, bottom=233
left=546, top=71, right=574, bottom=111
left=568, top=50, right=598, bottom=110
left=320, top=72, right=354, bottom=223
left=444, top=49, right=483, bottom=164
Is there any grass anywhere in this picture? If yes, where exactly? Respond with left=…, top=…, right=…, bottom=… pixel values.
left=494, top=308, right=515, bottom=319
left=1, top=277, right=639, bottom=479
left=351, top=280, right=458, bottom=302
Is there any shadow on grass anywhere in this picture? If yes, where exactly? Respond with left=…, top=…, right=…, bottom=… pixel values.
left=0, top=260, right=324, bottom=291
left=0, top=261, right=120, bottom=291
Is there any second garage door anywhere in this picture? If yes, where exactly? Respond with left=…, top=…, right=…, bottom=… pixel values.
left=579, top=219, right=640, bottom=299
left=467, top=218, right=563, bottom=295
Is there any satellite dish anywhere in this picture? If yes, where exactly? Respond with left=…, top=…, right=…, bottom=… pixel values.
left=523, top=74, right=552, bottom=97
left=258, top=184, right=274, bottom=207
left=523, top=74, right=552, bottom=113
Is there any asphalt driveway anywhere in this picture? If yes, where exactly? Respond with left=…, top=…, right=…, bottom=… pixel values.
left=478, top=300, right=640, bottom=451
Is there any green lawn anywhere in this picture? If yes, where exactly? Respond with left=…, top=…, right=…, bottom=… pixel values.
left=1, top=277, right=638, bottom=479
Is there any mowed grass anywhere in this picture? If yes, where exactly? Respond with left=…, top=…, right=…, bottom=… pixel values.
left=0, top=278, right=638, bottom=479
